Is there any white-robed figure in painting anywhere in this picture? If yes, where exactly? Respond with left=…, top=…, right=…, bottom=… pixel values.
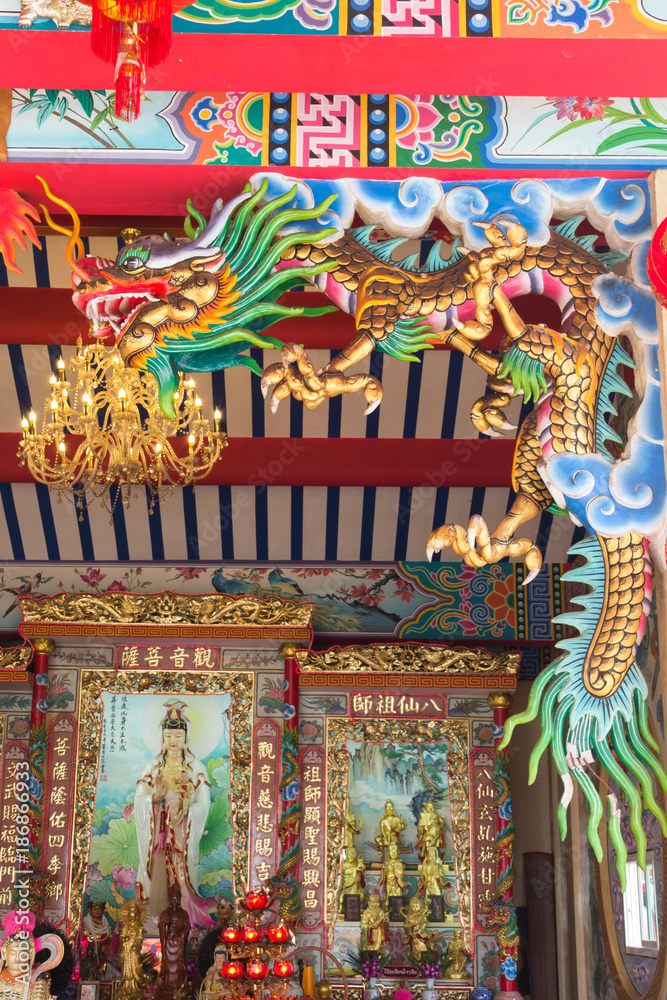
left=134, top=700, right=213, bottom=933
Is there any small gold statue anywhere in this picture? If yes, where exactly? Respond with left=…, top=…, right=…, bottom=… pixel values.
left=418, top=846, right=448, bottom=898
left=116, top=898, right=148, bottom=1000
left=345, top=807, right=363, bottom=850
left=380, top=844, right=406, bottom=899
left=444, top=930, right=470, bottom=981
left=200, top=944, right=226, bottom=999
left=416, top=802, right=444, bottom=859
left=360, top=896, right=387, bottom=953
left=339, top=846, right=366, bottom=914
left=400, top=897, right=436, bottom=963
left=374, top=800, right=406, bottom=851
left=0, top=933, right=47, bottom=1000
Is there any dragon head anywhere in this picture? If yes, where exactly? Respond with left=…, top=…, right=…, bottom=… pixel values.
left=72, top=181, right=339, bottom=417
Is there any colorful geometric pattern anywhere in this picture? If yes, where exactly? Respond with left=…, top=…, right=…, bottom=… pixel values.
left=10, top=91, right=667, bottom=170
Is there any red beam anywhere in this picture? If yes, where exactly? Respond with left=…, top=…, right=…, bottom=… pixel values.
left=0, top=163, right=650, bottom=220
left=2, top=436, right=514, bottom=486
left=1, top=34, right=665, bottom=95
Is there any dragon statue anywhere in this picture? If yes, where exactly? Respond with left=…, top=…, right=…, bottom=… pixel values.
left=68, top=179, right=666, bottom=887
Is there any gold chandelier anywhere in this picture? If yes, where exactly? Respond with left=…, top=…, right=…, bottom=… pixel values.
left=18, top=341, right=227, bottom=517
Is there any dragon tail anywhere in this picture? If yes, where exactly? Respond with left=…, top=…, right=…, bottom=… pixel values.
left=501, top=531, right=666, bottom=888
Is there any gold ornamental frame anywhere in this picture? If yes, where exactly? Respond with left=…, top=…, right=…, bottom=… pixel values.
left=325, top=717, right=472, bottom=952
left=69, top=669, right=254, bottom=937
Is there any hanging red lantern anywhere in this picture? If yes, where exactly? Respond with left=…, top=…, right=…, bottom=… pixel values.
left=222, top=926, right=241, bottom=943
left=77, top=0, right=186, bottom=121
left=242, top=889, right=269, bottom=912
left=267, top=924, right=290, bottom=943
left=222, top=961, right=245, bottom=980
left=648, top=216, right=667, bottom=309
left=274, top=959, right=295, bottom=978
left=246, top=959, right=269, bottom=980
left=243, top=925, right=263, bottom=943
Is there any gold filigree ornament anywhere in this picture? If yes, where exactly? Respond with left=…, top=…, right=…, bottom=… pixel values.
left=19, top=590, right=311, bottom=627
left=0, top=643, right=33, bottom=670
left=324, top=718, right=472, bottom=952
left=297, top=643, right=519, bottom=675
left=70, top=669, right=253, bottom=938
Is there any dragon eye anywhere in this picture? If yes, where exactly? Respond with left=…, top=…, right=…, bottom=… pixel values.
left=121, top=256, right=146, bottom=272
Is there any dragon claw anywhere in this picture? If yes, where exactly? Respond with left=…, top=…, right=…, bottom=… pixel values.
left=426, top=544, right=435, bottom=562
left=270, top=395, right=281, bottom=414
left=363, top=398, right=381, bottom=416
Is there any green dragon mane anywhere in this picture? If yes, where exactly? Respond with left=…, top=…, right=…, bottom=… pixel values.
left=148, top=179, right=338, bottom=417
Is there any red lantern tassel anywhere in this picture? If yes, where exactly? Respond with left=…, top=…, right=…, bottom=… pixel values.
left=91, top=5, right=126, bottom=62
left=114, top=29, right=145, bottom=122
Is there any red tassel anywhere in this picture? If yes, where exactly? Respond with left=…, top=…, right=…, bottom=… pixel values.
left=114, top=42, right=144, bottom=122
left=141, top=8, right=172, bottom=66
left=91, top=6, right=125, bottom=62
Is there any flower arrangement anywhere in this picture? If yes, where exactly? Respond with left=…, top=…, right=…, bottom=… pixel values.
left=348, top=948, right=390, bottom=981
left=410, top=943, right=444, bottom=980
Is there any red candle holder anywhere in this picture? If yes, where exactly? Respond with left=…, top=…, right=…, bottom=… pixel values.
left=246, top=959, right=269, bottom=980
left=273, top=959, right=295, bottom=978
left=222, top=926, right=241, bottom=943
left=267, top=923, right=290, bottom=943
left=242, top=889, right=269, bottom=912
left=243, top=925, right=263, bottom=943
left=223, top=961, right=245, bottom=980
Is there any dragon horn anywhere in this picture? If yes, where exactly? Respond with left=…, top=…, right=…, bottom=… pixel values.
left=36, top=175, right=88, bottom=284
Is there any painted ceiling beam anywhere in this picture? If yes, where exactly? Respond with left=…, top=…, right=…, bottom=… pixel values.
left=0, top=435, right=514, bottom=486
left=1, top=34, right=665, bottom=95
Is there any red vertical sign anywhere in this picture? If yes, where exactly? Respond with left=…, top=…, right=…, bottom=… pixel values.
left=472, top=748, right=497, bottom=929
left=249, top=719, right=281, bottom=890
left=0, top=742, right=29, bottom=914
left=43, top=715, right=77, bottom=925
left=299, top=746, right=325, bottom=929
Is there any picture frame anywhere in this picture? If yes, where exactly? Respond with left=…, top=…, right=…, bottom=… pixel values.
left=77, top=982, right=99, bottom=1000
left=68, top=669, right=254, bottom=938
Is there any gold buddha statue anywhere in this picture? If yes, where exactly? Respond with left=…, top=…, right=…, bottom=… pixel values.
left=116, top=898, right=148, bottom=1000
left=444, top=930, right=470, bottom=981
left=418, top=846, right=448, bottom=897
left=380, top=844, right=406, bottom=899
left=374, top=800, right=406, bottom=851
left=339, top=846, right=366, bottom=915
left=400, top=897, right=436, bottom=963
left=345, top=807, right=363, bottom=850
left=201, top=945, right=226, bottom=999
left=360, top=896, right=387, bottom=953
left=416, top=802, right=444, bottom=859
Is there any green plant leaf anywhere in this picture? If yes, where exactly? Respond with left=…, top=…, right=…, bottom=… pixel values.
left=91, top=106, right=111, bottom=131
left=36, top=102, right=56, bottom=128
left=56, top=96, right=68, bottom=121
left=596, top=125, right=667, bottom=155
left=638, top=98, right=667, bottom=125
left=537, top=116, right=594, bottom=148
left=45, top=89, right=59, bottom=106
left=72, top=90, right=94, bottom=118
left=28, top=89, right=37, bottom=98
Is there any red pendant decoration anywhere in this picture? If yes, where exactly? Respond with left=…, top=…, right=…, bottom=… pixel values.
left=79, top=0, right=180, bottom=121
left=648, top=216, right=667, bottom=309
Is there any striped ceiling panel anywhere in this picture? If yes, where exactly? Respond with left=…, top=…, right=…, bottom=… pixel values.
left=0, top=236, right=582, bottom=566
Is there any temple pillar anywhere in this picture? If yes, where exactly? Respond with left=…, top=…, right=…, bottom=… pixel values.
left=28, top=635, right=55, bottom=910
left=278, top=641, right=302, bottom=924
left=488, top=690, right=522, bottom=1000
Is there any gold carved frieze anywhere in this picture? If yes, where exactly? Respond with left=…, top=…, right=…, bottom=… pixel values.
left=324, top=717, right=472, bottom=952
left=0, top=643, right=33, bottom=671
left=19, top=590, right=312, bottom=627
left=70, top=669, right=253, bottom=938
left=330, top=990, right=471, bottom=1000
left=298, top=643, right=519, bottom=675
